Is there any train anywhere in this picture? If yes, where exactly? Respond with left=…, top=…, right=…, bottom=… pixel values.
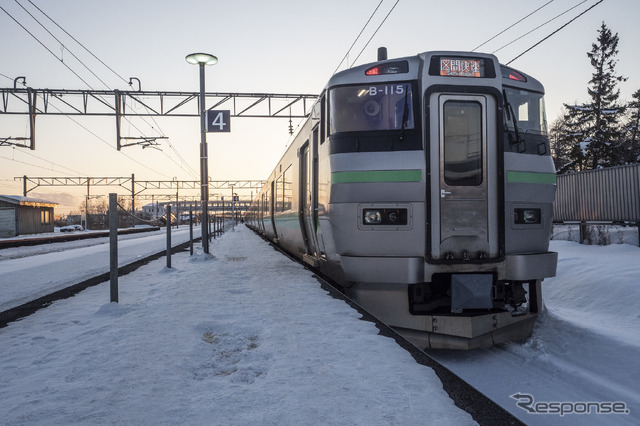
left=245, top=49, right=558, bottom=350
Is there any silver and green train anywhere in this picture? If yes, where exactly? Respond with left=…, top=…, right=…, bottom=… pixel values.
left=245, top=49, right=557, bottom=349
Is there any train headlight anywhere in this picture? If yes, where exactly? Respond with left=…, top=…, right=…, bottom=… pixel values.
left=364, top=210, right=382, bottom=224
left=362, top=208, right=408, bottom=226
left=514, top=208, right=541, bottom=225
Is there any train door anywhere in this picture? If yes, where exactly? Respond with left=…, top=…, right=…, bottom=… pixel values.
left=260, top=193, right=265, bottom=232
left=270, top=181, right=277, bottom=239
left=429, top=93, right=498, bottom=261
left=311, top=127, right=324, bottom=257
left=299, top=138, right=319, bottom=259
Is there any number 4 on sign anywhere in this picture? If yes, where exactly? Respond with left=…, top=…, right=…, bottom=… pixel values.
left=206, top=110, right=231, bottom=132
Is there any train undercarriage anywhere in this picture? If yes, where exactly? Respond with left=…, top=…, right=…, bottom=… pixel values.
left=346, top=277, right=544, bottom=350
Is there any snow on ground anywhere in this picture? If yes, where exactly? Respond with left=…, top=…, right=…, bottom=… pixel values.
left=0, top=226, right=475, bottom=425
left=0, top=226, right=200, bottom=312
left=0, top=227, right=165, bottom=261
left=428, top=236, right=640, bottom=426
left=1, top=224, right=639, bottom=425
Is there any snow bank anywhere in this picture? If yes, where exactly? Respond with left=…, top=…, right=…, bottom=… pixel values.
left=543, top=240, right=640, bottom=346
left=552, top=223, right=639, bottom=246
left=428, top=240, right=640, bottom=425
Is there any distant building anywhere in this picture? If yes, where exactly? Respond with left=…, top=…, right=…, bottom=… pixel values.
left=0, top=195, right=58, bottom=237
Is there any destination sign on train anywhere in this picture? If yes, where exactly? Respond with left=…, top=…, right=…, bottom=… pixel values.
left=440, top=58, right=482, bottom=77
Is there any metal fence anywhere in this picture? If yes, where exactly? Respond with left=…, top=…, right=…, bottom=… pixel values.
left=554, top=163, right=640, bottom=223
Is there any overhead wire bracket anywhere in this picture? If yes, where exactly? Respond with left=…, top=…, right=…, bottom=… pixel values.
left=118, top=136, right=168, bottom=150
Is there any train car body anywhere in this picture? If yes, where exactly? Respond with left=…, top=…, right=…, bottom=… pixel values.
left=246, top=50, right=557, bottom=349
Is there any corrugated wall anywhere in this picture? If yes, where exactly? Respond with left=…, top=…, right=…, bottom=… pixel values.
left=17, top=206, right=55, bottom=235
left=554, top=163, right=640, bottom=222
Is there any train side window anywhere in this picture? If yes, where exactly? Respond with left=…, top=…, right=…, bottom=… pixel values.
left=320, top=95, right=326, bottom=143
left=276, top=176, right=283, bottom=212
left=283, top=166, right=292, bottom=211
left=270, top=181, right=275, bottom=215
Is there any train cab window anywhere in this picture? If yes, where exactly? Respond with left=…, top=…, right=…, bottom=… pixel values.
left=503, top=87, right=548, bottom=136
left=329, top=83, right=414, bottom=134
left=503, top=87, right=550, bottom=155
left=443, top=101, right=483, bottom=186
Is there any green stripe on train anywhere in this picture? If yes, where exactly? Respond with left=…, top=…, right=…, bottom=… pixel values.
left=507, top=170, right=557, bottom=184
left=332, top=170, right=422, bottom=184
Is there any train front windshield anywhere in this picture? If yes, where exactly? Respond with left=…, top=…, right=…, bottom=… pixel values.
left=503, top=87, right=548, bottom=135
left=329, top=84, right=415, bottom=134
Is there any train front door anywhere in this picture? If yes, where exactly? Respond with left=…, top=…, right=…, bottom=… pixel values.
left=299, top=136, right=319, bottom=261
left=429, top=93, right=498, bottom=261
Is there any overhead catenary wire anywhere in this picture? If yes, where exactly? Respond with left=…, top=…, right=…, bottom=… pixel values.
left=0, top=153, right=83, bottom=175
left=0, top=178, right=24, bottom=192
left=491, top=1, right=587, bottom=55
left=333, top=0, right=385, bottom=74
left=14, top=1, right=163, bottom=144
left=45, top=102, right=177, bottom=180
left=2, top=2, right=200, bottom=181
left=1, top=72, right=14, bottom=83
left=15, top=148, right=88, bottom=176
left=472, top=0, right=556, bottom=52
left=25, top=0, right=130, bottom=86
left=351, top=0, right=400, bottom=67
left=14, top=0, right=111, bottom=90
left=21, top=0, right=201, bottom=181
left=0, top=5, right=95, bottom=89
left=506, top=0, right=605, bottom=65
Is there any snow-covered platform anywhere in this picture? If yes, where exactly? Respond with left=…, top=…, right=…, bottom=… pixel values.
left=0, top=226, right=475, bottom=425
left=0, top=226, right=199, bottom=312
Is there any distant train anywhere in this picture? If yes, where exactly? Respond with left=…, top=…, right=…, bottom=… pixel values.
left=245, top=49, right=557, bottom=349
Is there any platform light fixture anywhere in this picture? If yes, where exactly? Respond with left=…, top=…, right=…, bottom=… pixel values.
left=185, top=52, right=218, bottom=254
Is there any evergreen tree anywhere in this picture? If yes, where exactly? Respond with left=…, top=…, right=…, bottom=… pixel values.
left=554, top=22, right=627, bottom=171
left=550, top=107, right=585, bottom=172
left=552, top=104, right=589, bottom=172
left=622, top=89, right=640, bottom=163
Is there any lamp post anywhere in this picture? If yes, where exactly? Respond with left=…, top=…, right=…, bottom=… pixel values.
left=229, top=183, right=235, bottom=229
left=186, top=52, right=218, bottom=254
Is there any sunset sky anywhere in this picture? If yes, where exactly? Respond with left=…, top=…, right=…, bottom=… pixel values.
left=1, top=0, right=638, bottom=213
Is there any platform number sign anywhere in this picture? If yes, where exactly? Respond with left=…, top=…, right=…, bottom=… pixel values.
left=206, top=110, right=231, bottom=132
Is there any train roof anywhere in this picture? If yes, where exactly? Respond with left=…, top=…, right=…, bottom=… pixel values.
left=326, top=50, right=545, bottom=94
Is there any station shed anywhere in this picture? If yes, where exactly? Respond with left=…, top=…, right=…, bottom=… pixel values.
left=0, top=195, right=58, bottom=238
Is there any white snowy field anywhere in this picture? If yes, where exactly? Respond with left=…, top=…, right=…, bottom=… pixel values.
left=428, top=236, right=640, bottom=425
left=0, top=226, right=475, bottom=426
left=0, top=226, right=200, bottom=312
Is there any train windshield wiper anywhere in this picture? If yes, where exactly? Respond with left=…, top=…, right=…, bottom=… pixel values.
left=502, top=89, right=526, bottom=153
left=400, top=85, right=409, bottom=141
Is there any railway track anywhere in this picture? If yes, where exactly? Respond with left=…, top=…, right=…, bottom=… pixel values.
left=0, top=226, right=161, bottom=249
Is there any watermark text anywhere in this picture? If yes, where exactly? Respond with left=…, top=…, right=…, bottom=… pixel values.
left=511, top=393, right=630, bottom=417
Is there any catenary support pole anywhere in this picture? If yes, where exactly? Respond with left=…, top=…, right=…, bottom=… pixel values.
left=109, top=193, right=118, bottom=303
left=166, top=205, right=172, bottom=268
left=189, top=209, right=194, bottom=255
left=131, top=173, right=135, bottom=227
